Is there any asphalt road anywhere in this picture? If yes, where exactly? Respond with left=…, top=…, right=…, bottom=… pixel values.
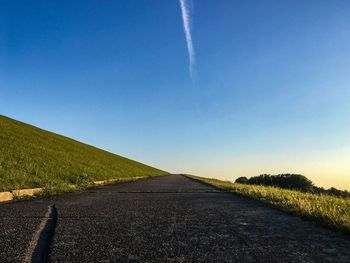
left=0, top=174, right=349, bottom=262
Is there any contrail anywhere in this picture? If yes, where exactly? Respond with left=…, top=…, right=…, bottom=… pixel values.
left=179, top=0, right=195, bottom=81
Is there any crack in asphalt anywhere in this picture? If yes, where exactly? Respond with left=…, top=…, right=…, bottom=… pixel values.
left=23, top=204, right=57, bottom=263
left=2, top=175, right=349, bottom=262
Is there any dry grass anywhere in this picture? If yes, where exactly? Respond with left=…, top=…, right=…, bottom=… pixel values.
left=188, top=175, right=350, bottom=235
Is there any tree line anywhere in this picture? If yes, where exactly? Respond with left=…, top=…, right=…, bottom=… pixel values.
left=235, top=174, right=350, bottom=198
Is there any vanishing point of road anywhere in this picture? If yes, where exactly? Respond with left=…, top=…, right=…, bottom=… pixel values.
left=0, top=174, right=349, bottom=262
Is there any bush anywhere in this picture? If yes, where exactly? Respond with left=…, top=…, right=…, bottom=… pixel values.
left=247, top=174, right=313, bottom=191
left=313, top=186, right=350, bottom=199
left=235, top=176, right=249, bottom=184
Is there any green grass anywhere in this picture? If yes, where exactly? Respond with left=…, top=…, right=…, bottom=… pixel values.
left=0, top=115, right=167, bottom=192
left=187, top=175, right=350, bottom=235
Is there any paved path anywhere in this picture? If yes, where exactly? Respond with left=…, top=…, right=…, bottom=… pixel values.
left=0, top=174, right=349, bottom=262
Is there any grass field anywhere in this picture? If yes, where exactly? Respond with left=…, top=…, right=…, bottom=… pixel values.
left=0, top=115, right=167, bottom=192
left=187, top=175, right=350, bottom=235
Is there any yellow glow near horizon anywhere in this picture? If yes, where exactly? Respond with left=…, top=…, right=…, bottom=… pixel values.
left=180, top=148, right=350, bottom=191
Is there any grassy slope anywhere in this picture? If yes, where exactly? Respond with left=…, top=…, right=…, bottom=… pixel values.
left=0, top=115, right=167, bottom=192
left=187, top=175, right=350, bottom=235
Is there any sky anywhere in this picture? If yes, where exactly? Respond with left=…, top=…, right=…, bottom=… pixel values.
left=1, top=0, right=350, bottom=190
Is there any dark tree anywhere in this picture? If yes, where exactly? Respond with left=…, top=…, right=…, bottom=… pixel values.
left=235, top=177, right=249, bottom=184
left=247, top=174, right=313, bottom=191
left=242, top=173, right=348, bottom=198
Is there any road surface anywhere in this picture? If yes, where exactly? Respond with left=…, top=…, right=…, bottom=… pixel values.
left=0, top=174, right=349, bottom=262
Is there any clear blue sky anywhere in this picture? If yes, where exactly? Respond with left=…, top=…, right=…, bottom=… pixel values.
left=1, top=0, right=350, bottom=189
